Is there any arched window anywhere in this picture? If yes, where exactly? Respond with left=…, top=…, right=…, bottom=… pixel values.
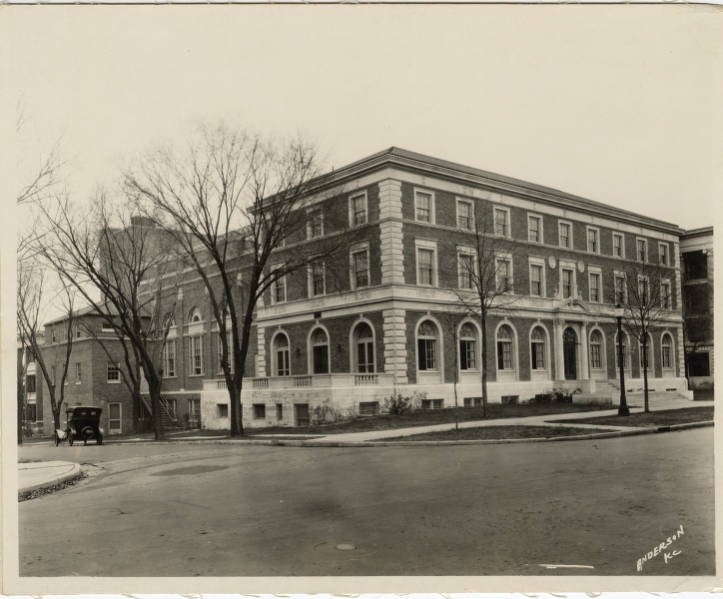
left=272, top=332, right=290, bottom=377
left=589, top=329, right=604, bottom=371
left=496, top=324, right=515, bottom=371
left=639, top=333, right=654, bottom=372
left=615, top=330, right=630, bottom=370
left=353, top=322, right=375, bottom=373
left=310, top=328, right=329, bottom=374
left=661, top=333, right=674, bottom=370
left=459, top=322, right=478, bottom=371
left=417, top=320, right=439, bottom=371
left=530, top=326, right=547, bottom=371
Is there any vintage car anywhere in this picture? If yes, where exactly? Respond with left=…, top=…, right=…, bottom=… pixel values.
left=58, top=406, right=104, bottom=446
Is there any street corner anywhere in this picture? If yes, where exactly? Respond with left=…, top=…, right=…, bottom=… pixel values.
left=18, top=460, right=83, bottom=500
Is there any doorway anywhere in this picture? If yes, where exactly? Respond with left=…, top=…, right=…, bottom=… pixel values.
left=295, top=403, right=310, bottom=427
left=563, top=327, right=577, bottom=380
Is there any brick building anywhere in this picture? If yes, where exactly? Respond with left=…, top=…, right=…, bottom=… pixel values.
left=154, top=147, right=693, bottom=428
left=31, top=147, right=700, bottom=433
left=36, top=308, right=146, bottom=436
left=680, top=226, right=714, bottom=390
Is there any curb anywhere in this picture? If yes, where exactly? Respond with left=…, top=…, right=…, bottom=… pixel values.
left=18, top=462, right=82, bottom=496
left=86, top=419, right=714, bottom=448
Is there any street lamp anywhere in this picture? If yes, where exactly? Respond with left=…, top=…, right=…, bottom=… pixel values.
left=615, top=303, right=629, bottom=416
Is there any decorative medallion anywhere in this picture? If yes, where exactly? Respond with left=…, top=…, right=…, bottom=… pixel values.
left=577, top=260, right=585, bottom=273
left=548, top=256, right=557, bottom=269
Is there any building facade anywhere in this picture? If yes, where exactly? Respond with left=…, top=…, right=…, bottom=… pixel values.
left=680, top=227, right=714, bottom=390
left=193, top=148, right=692, bottom=427
left=33, top=147, right=699, bottom=433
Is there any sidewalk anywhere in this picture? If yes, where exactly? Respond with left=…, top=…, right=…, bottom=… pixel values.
left=18, top=461, right=82, bottom=495
left=306, top=396, right=713, bottom=443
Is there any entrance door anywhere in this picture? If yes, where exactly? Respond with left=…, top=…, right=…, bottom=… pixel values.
left=563, top=327, right=577, bottom=380
left=295, top=403, right=310, bottom=427
left=108, top=402, right=122, bottom=434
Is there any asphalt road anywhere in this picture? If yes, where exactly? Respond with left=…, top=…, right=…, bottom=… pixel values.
left=18, top=429, right=714, bottom=576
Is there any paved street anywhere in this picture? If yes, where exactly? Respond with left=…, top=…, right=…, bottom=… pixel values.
left=18, top=428, right=714, bottom=576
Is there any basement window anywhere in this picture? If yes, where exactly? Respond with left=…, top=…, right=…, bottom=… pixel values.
left=253, top=404, right=266, bottom=419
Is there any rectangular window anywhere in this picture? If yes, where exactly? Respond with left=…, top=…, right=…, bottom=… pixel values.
left=529, top=263, right=543, bottom=297
left=309, top=261, right=326, bottom=297
left=107, top=362, right=120, bottom=383
left=456, top=199, right=474, bottom=230
left=458, top=252, right=474, bottom=289
left=276, top=403, right=283, bottom=421
left=559, top=221, right=572, bottom=248
left=590, top=344, right=602, bottom=370
left=351, top=247, right=370, bottom=289
left=638, top=276, right=650, bottom=304
left=270, top=265, right=286, bottom=304
left=349, top=192, right=368, bottom=227
left=188, top=398, right=200, bottom=420
left=417, top=247, right=436, bottom=286
left=497, top=341, right=513, bottom=370
left=51, top=366, right=56, bottom=385
left=75, top=362, right=82, bottom=384
left=190, top=335, right=203, bottom=375
left=26, top=374, right=36, bottom=394
left=662, top=345, right=672, bottom=369
left=414, top=190, right=434, bottom=223
left=307, top=208, right=324, bottom=239
left=253, top=404, right=266, bottom=420
left=418, top=339, right=436, bottom=370
left=562, top=268, right=574, bottom=299
left=661, top=280, right=672, bottom=309
left=421, top=398, right=443, bottom=410
left=101, top=321, right=114, bottom=333
left=460, top=339, right=476, bottom=370
left=359, top=401, right=380, bottom=416
left=587, top=227, right=600, bottom=254
left=637, top=238, right=648, bottom=263
left=531, top=340, right=545, bottom=370
left=528, top=214, right=542, bottom=243
left=162, top=340, right=176, bottom=377
left=589, top=271, right=601, bottom=303
left=659, top=242, right=669, bottom=266
left=496, top=257, right=512, bottom=292
left=612, top=232, right=625, bottom=258
left=217, top=403, right=228, bottom=418
left=494, top=207, right=510, bottom=237
left=614, top=273, right=627, bottom=305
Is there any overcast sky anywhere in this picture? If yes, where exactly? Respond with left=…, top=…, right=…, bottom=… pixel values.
left=8, top=4, right=720, bottom=231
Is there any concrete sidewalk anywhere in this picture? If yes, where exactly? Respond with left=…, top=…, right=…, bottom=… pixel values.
left=18, top=461, right=82, bottom=495
left=308, top=397, right=714, bottom=443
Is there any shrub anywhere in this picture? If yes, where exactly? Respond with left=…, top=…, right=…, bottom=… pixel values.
left=383, top=391, right=426, bottom=415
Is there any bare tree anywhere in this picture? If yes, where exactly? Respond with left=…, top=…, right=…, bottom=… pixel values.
left=622, top=261, right=670, bottom=413
left=450, top=212, right=520, bottom=417
left=125, top=123, right=326, bottom=436
left=37, top=192, right=179, bottom=440
left=17, top=262, right=75, bottom=435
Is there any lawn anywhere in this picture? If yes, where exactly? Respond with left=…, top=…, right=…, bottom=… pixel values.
left=382, top=425, right=615, bottom=441
left=250, top=402, right=609, bottom=435
left=551, top=406, right=714, bottom=428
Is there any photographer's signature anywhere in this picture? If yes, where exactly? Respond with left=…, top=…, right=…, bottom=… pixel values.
left=637, top=524, right=684, bottom=572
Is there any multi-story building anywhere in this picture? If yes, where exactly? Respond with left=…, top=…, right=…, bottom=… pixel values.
left=37, top=307, right=148, bottom=436
left=35, top=147, right=697, bottom=433
left=680, top=226, right=714, bottom=391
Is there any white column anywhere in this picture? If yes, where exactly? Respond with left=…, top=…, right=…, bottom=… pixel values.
left=579, top=322, right=589, bottom=380
left=255, top=326, right=266, bottom=377
left=383, top=308, right=408, bottom=384
left=554, top=320, right=565, bottom=380
left=378, top=179, right=405, bottom=285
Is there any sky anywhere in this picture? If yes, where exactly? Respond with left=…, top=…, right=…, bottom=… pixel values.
left=7, top=3, right=722, bottom=228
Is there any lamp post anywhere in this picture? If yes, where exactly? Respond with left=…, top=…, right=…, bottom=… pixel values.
left=615, top=303, right=629, bottom=416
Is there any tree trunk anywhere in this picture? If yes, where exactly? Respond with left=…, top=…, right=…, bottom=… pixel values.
left=642, top=338, right=650, bottom=413
left=148, top=378, right=164, bottom=440
left=480, top=311, right=489, bottom=419
left=53, top=405, right=61, bottom=431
